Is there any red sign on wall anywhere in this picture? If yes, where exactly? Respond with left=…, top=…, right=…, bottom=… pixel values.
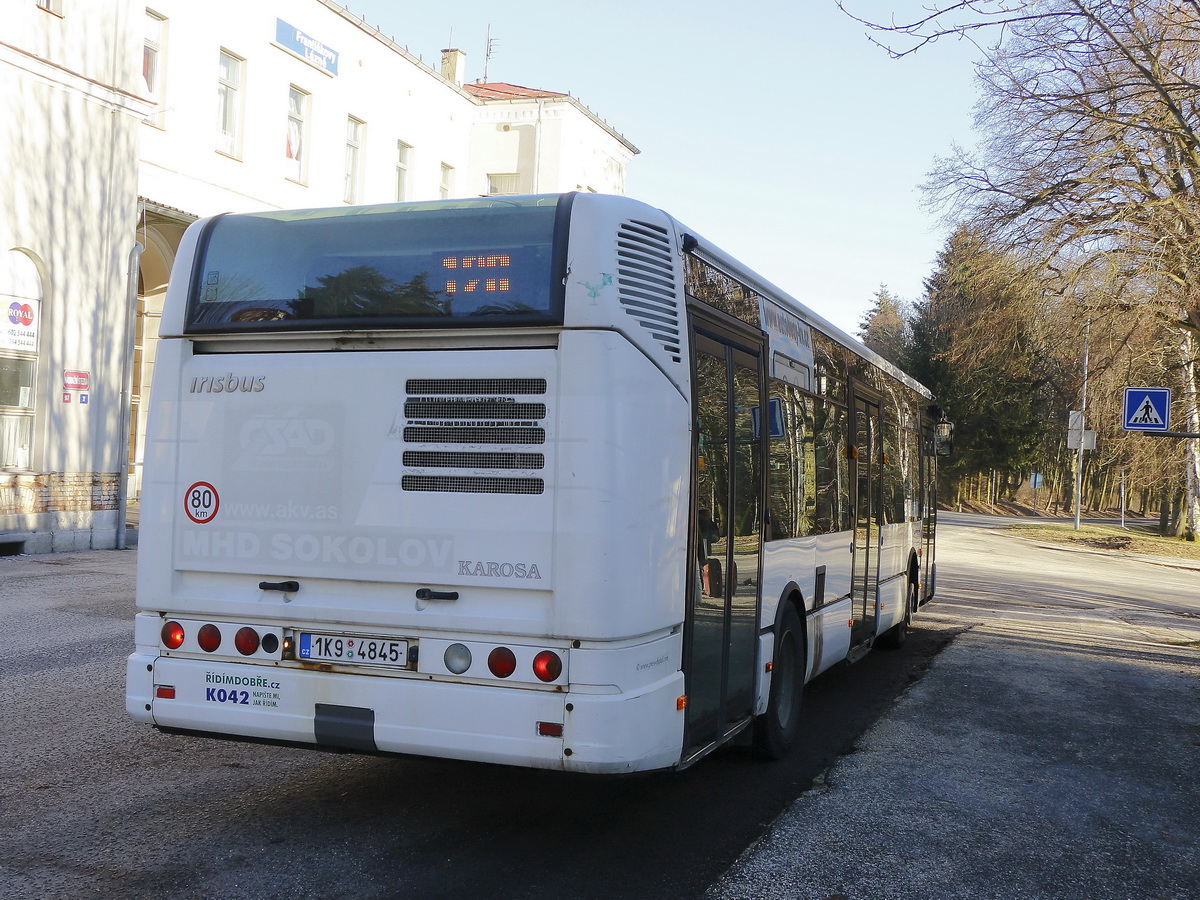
left=63, top=370, right=90, bottom=391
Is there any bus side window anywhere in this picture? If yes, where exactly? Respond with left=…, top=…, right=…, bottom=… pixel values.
left=766, top=381, right=815, bottom=540
left=811, top=396, right=849, bottom=534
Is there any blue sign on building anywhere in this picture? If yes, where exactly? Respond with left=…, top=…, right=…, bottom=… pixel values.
left=1122, top=387, right=1171, bottom=432
left=275, top=20, right=339, bottom=75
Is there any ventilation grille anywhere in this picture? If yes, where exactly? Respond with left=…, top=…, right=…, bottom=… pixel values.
left=404, top=399, right=547, bottom=421
left=403, top=426, right=545, bottom=445
left=616, top=219, right=682, bottom=363
left=402, top=476, right=544, bottom=495
left=402, top=378, right=548, bottom=495
left=407, top=378, right=547, bottom=395
left=403, top=451, right=545, bottom=469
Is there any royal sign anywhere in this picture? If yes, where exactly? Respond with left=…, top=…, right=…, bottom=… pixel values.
left=1, top=299, right=39, bottom=351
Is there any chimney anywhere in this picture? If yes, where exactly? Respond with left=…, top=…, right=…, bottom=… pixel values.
left=440, top=48, right=466, bottom=85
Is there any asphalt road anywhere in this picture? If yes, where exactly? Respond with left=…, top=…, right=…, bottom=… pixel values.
left=710, top=515, right=1200, bottom=900
left=3, top=515, right=1194, bottom=900
left=0, top=545, right=955, bottom=900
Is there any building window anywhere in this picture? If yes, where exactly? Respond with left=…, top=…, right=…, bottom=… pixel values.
left=0, top=250, right=42, bottom=470
left=439, top=163, right=454, bottom=200
left=0, top=357, right=36, bottom=468
left=216, top=49, right=244, bottom=157
left=286, top=86, right=309, bottom=183
left=395, top=141, right=412, bottom=202
left=143, top=10, right=166, bottom=126
left=487, top=174, right=521, bottom=196
left=344, top=117, right=364, bottom=204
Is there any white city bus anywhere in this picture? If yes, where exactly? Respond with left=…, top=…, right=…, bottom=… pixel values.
left=126, top=193, right=949, bottom=773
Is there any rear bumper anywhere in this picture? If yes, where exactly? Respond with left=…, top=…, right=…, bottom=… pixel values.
left=127, top=652, right=685, bottom=774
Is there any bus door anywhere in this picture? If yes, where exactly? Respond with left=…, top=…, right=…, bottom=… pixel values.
left=685, top=327, right=764, bottom=755
left=921, top=421, right=937, bottom=603
left=851, top=393, right=883, bottom=647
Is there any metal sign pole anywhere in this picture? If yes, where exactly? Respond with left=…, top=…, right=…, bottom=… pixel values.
left=1075, top=323, right=1089, bottom=531
left=1120, top=468, right=1126, bottom=530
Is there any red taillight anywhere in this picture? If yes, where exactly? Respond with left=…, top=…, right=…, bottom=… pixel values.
left=197, top=623, right=222, bottom=653
left=235, top=626, right=260, bottom=656
left=537, top=721, right=563, bottom=738
left=156, top=686, right=176, bottom=699
left=532, top=650, right=563, bottom=683
left=161, top=621, right=185, bottom=650
left=488, top=647, right=517, bottom=678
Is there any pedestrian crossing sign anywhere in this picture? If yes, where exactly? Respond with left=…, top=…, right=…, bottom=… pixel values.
left=1122, top=387, right=1171, bottom=432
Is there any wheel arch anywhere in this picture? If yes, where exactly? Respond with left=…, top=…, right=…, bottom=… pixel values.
left=753, top=586, right=808, bottom=759
left=770, top=583, right=809, bottom=684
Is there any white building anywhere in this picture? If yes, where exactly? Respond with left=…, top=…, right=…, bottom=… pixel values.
left=0, top=0, right=147, bottom=553
left=1, top=0, right=637, bottom=554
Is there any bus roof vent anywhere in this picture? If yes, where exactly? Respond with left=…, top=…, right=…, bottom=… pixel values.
left=616, top=219, right=682, bottom=364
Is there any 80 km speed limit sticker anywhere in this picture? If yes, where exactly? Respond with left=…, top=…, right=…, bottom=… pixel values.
left=184, top=482, right=220, bottom=524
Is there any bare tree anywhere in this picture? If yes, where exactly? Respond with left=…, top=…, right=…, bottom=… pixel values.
left=841, top=0, right=1200, bottom=536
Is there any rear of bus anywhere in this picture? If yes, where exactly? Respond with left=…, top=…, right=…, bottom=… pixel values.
left=126, top=193, right=695, bottom=773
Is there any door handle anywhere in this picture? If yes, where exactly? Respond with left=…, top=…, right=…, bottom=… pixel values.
left=416, top=588, right=459, bottom=610
left=259, top=580, right=300, bottom=593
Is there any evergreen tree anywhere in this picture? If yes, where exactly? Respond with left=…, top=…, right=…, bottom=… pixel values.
left=857, top=285, right=911, bottom=368
left=910, top=228, right=1052, bottom=502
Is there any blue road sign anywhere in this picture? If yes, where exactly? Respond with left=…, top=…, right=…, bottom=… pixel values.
left=1122, top=387, right=1171, bottom=432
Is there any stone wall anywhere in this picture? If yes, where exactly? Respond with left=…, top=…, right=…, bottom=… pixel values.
left=0, top=473, right=122, bottom=553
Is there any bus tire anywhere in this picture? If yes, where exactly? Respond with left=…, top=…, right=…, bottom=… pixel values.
left=878, top=579, right=917, bottom=650
left=754, top=601, right=804, bottom=759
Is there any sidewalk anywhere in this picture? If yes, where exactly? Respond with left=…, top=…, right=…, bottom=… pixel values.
left=707, top=535, right=1200, bottom=900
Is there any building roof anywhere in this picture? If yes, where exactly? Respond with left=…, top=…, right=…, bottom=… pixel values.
left=463, top=82, right=638, bottom=155
left=463, top=82, right=569, bottom=101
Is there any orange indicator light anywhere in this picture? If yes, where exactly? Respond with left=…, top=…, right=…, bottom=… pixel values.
left=161, top=620, right=185, bottom=650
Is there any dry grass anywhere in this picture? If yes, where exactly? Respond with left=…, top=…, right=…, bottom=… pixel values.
left=1003, top=521, right=1200, bottom=563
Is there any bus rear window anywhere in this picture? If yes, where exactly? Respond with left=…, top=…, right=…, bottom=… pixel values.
left=186, top=195, right=566, bottom=332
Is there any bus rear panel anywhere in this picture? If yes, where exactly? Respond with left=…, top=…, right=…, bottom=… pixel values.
left=128, top=195, right=691, bottom=773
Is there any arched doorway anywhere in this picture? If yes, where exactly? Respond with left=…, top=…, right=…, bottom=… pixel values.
left=131, top=205, right=193, bottom=499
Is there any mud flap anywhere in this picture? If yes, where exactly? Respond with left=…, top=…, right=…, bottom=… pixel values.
left=315, top=703, right=377, bottom=752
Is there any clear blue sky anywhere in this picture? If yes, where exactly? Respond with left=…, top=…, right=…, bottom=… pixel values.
left=346, top=0, right=981, bottom=335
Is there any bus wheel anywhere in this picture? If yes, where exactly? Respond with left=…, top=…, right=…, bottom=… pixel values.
left=754, top=601, right=804, bottom=759
left=878, top=580, right=916, bottom=650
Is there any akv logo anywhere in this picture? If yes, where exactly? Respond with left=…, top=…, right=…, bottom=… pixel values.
left=8, top=302, right=34, bottom=327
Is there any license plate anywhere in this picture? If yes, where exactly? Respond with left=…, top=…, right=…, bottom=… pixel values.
left=298, top=633, right=410, bottom=667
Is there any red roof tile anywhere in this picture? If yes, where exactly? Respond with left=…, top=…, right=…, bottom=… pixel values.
left=463, top=82, right=569, bottom=101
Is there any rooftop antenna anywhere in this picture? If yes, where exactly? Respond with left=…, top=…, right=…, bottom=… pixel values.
left=483, top=25, right=497, bottom=82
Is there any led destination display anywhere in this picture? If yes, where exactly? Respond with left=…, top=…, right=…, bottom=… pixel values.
left=187, top=196, right=564, bottom=331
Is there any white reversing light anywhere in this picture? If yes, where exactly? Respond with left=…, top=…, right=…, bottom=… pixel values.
left=444, top=643, right=472, bottom=675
